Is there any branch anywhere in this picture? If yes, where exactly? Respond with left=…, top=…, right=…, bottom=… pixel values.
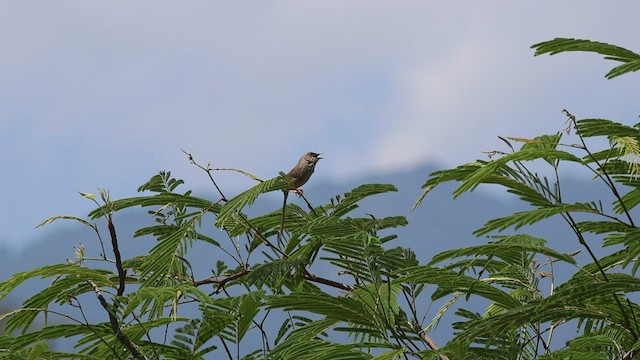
left=181, top=148, right=228, bottom=201
left=236, top=214, right=288, bottom=258
left=623, top=350, right=637, bottom=360
left=563, top=109, right=635, bottom=226
left=298, top=192, right=318, bottom=216
left=302, top=272, right=355, bottom=292
left=194, top=269, right=251, bottom=287
left=418, top=332, right=449, bottom=360
left=194, top=268, right=355, bottom=293
left=108, top=216, right=126, bottom=297
left=89, top=280, right=145, bottom=359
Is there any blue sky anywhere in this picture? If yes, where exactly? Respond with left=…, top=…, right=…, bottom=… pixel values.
left=2, top=2, right=639, bottom=251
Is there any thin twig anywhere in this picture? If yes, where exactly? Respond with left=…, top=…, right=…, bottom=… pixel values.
left=516, top=155, right=638, bottom=339
left=279, top=190, right=289, bottom=244
left=219, top=335, right=233, bottom=360
left=194, top=269, right=251, bottom=287
left=236, top=214, right=288, bottom=258
left=302, top=272, right=355, bottom=292
left=546, top=255, right=556, bottom=352
left=256, top=310, right=271, bottom=354
left=563, top=110, right=635, bottom=226
left=280, top=189, right=318, bottom=245
left=193, top=267, right=355, bottom=293
left=299, top=193, right=318, bottom=216
left=67, top=297, right=121, bottom=358
left=181, top=148, right=228, bottom=201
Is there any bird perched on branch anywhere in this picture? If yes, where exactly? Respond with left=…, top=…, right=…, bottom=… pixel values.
left=286, top=152, right=322, bottom=195
left=281, top=152, right=322, bottom=234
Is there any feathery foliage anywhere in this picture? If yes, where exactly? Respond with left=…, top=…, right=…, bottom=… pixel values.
left=3, top=38, right=640, bottom=360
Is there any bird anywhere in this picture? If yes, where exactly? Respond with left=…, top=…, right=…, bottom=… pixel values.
left=286, top=152, right=322, bottom=195
left=281, top=152, right=322, bottom=235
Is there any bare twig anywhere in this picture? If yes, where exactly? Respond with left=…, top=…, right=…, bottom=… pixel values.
left=563, top=109, right=635, bottom=227
left=181, top=148, right=228, bottom=201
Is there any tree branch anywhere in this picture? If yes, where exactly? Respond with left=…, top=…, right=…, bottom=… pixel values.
left=419, top=332, right=449, bottom=360
left=107, top=216, right=126, bottom=297
left=89, top=280, right=145, bottom=359
left=181, top=148, right=228, bottom=202
left=194, top=268, right=355, bottom=293
left=194, top=269, right=251, bottom=287
left=302, top=272, right=355, bottom=292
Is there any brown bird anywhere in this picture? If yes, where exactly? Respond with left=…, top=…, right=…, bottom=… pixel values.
left=286, top=152, right=322, bottom=194
left=281, top=152, right=322, bottom=235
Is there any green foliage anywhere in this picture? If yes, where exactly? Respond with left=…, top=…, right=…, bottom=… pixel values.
left=3, top=38, right=640, bottom=360
left=532, top=38, right=640, bottom=79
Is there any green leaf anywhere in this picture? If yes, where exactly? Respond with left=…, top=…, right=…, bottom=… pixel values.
left=575, top=220, right=631, bottom=235
left=268, top=290, right=381, bottom=331
left=269, top=339, right=372, bottom=360
left=371, top=349, right=405, bottom=360
left=236, top=292, right=263, bottom=341
left=454, top=148, right=581, bottom=197
left=429, top=234, right=576, bottom=266
left=519, top=133, right=562, bottom=151
left=1, top=264, right=115, bottom=333
left=139, top=216, right=199, bottom=286
left=474, top=202, right=600, bottom=236
left=122, top=284, right=210, bottom=320
left=137, top=171, right=185, bottom=193
left=167, top=319, right=218, bottom=359
left=576, top=118, right=640, bottom=139
left=246, top=258, right=307, bottom=289
left=200, top=291, right=265, bottom=344
left=6, top=324, right=102, bottom=352
left=216, top=176, right=291, bottom=227
left=332, top=184, right=398, bottom=217
left=271, top=317, right=338, bottom=354
left=398, top=267, right=521, bottom=309
left=620, top=228, right=640, bottom=275
left=134, top=224, right=220, bottom=248
left=0, top=264, right=113, bottom=300
left=35, top=215, right=97, bottom=230
left=614, top=188, right=640, bottom=213
left=532, top=38, right=640, bottom=79
left=88, top=193, right=219, bottom=219
left=77, top=317, right=183, bottom=358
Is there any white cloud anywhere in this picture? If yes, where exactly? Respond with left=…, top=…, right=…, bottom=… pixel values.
left=372, top=36, right=490, bottom=171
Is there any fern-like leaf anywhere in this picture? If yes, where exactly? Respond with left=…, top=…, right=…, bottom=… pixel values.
left=216, top=175, right=291, bottom=227
left=474, top=202, right=600, bottom=236
left=532, top=38, right=640, bottom=79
